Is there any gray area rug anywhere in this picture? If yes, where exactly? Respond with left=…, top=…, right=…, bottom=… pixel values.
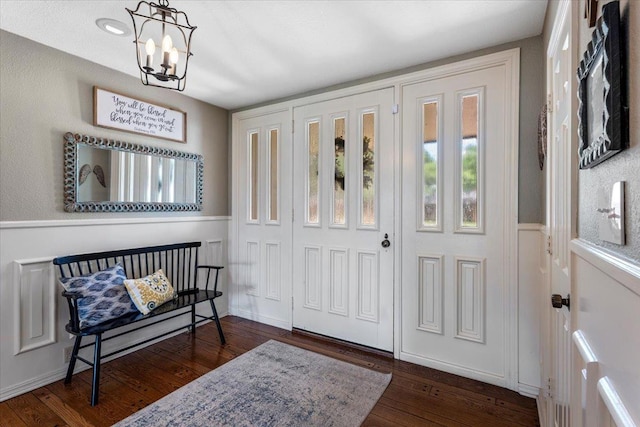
left=114, top=340, right=391, bottom=426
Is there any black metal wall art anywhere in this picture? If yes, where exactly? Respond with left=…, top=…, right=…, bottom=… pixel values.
left=576, top=0, right=626, bottom=169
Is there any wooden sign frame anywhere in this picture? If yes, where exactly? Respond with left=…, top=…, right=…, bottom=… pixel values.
left=93, top=86, right=187, bottom=143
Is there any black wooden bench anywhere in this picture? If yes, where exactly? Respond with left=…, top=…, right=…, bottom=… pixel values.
left=53, top=241, right=225, bottom=406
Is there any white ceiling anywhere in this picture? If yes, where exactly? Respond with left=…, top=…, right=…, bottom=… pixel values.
left=0, top=1, right=548, bottom=110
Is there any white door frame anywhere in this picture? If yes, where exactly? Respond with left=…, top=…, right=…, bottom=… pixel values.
left=542, top=1, right=579, bottom=425
left=231, top=50, right=519, bottom=387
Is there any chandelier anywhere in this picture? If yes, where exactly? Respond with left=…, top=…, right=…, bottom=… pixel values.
left=126, top=0, right=196, bottom=91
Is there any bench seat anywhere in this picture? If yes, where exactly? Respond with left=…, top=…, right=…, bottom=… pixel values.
left=65, top=289, right=223, bottom=336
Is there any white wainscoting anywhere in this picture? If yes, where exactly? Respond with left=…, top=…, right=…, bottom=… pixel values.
left=518, top=224, right=544, bottom=396
left=0, top=216, right=230, bottom=401
left=571, top=239, right=640, bottom=425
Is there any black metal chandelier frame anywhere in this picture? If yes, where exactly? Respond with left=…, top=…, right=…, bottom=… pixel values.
left=127, top=0, right=196, bottom=91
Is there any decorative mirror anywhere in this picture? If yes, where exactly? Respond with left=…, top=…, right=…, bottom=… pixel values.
left=64, top=132, right=203, bottom=212
left=576, top=0, right=626, bottom=169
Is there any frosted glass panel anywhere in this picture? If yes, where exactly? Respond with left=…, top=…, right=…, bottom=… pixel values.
left=249, top=131, right=258, bottom=221
left=333, top=117, right=346, bottom=225
left=461, top=95, right=478, bottom=228
left=269, top=129, right=279, bottom=222
left=307, top=121, right=320, bottom=224
left=422, top=101, right=438, bottom=227
left=361, top=112, right=375, bottom=226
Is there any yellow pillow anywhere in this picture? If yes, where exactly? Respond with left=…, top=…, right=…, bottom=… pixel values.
left=124, top=269, right=176, bottom=315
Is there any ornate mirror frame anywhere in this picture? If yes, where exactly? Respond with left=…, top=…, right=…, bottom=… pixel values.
left=576, top=0, right=627, bottom=169
left=64, top=132, right=203, bottom=212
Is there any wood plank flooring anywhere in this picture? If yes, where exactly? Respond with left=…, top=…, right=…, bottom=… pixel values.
left=0, top=316, right=539, bottom=426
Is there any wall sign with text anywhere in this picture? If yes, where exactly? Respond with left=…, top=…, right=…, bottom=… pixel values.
left=93, top=87, right=186, bottom=143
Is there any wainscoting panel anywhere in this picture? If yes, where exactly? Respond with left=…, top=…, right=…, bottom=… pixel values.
left=417, top=255, right=443, bottom=334
left=571, top=239, right=640, bottom=425
left=356, top=250, right=379, bottom=323
left=328, top=248, right=349, bottom=317
left=304, top=246, right=322, bottom=310
left=455, top=257, right=485, bottom=343
left=13, top=258, right=56, bottom=355
left=517, top=224, right=542, bottom=396
left=206, top=239, right=223, bottom=265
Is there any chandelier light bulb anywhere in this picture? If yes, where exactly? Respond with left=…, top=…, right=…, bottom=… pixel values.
left=169, top=47, right=179, bottom=75
left=145, top=38, right=155, bottom=55
left=170, top=47, right=179, bottom=64
left=162, top=34, right=173, bottom=53
left=144, top=38, right=155, bottom=70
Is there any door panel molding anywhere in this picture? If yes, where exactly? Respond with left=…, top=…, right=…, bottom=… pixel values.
left=455, top=257, right=486, bottom=343
left=356, top=250, right=380, bottom=323
left=328, top=247, right=349, bottom=317
left=303, top=245, right=322, bottom=311
left=417, top=254, right=444, bottom=334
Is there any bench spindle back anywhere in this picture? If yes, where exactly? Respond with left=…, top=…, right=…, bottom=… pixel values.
left=54, top=242, right=201, bottom=293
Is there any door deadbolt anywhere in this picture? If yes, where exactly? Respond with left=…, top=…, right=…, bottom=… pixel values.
left=551, top=294, right=570, bottom=311
left=381, top=233, right=391, bottom=248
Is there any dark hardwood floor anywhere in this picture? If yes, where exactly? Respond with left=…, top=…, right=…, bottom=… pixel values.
left=1, top=316, right=539, bottom=426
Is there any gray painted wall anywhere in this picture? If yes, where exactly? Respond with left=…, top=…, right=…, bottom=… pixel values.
left=576, top=0, right=639, bottom=262
left=0, top=30, right=229, bottom=220
left=238, top=36, right=546, bottom=224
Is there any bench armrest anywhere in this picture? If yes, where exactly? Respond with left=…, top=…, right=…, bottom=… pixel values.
left=61, top=290, right=82, bottom=333
left=197, top=265, right=224, bottom=293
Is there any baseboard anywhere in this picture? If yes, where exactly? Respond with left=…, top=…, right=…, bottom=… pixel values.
left=0, top=367, right=69, bottom=402
left=518, top=383, right=541, bottom=398
left=231, top=308, right=291, bottom=331
left=399, top=351, right=508, bottom=389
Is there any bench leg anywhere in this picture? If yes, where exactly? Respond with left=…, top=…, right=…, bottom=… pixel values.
left=209, top=300, right=226, bottom=345
left=191, top=305, right=196, bottom=335
left=91, top=334, right=102, bottom=406
left=64, top=335, right=83, bottom=384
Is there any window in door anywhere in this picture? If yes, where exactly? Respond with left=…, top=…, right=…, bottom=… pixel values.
left=248, top=131, right=259, bottom=223
left=456, top=90, right=484, bottom=233
left=267, top=128, right=279, bottom=223
left=306, top=120, right=321, bottom=226
left=360, top=110, right=377, bottom=228
left=420, top=97, right=442, bottom=231
left=332, top=115, right=348, bottom=226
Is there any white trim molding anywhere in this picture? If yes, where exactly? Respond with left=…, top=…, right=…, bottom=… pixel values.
left=571, top=238, right=640, bottom=296
left=0, top=215, right=231, bottom=230
left=598, top=377, right=637, bottom=427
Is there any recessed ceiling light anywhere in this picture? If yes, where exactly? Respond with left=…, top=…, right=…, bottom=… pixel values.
left=96, top=18, right=131, bottom=37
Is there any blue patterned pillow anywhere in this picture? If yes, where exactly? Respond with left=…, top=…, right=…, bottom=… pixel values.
left=59, top=264, right=138, bottom=329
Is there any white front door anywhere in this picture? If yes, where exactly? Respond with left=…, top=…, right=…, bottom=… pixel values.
left=400, top=61, right=516, bottom=387
left=232, top=110, right=292, bottom=328
left=292, top=88, right=395, bottom=351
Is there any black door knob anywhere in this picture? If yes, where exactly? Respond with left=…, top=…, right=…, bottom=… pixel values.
left=551, top=294, right=570, bottom=310
left=381, top=233, right=391, bottom=248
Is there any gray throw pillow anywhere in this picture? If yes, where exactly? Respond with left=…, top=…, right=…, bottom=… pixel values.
left=59, top=263, right=138, bottom=329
